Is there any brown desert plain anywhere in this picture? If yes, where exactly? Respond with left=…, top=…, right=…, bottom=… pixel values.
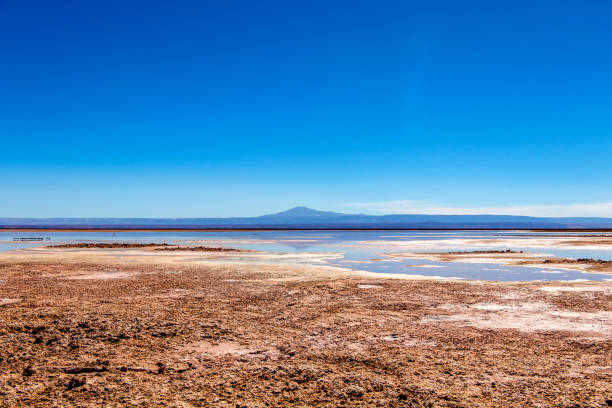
left=0, top=241, right=611, bottom=407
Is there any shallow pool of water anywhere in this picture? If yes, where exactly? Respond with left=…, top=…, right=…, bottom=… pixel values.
left=1, top=230, right=611, bottom=281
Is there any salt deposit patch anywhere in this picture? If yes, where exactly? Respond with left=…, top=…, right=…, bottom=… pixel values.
left=358, top=284, right=382, bottom=289
left=470, top=303, right=519, bottom=311
left=0, top=298, right=19, bottom=305
left=381, top=335, right=400, bottom=341
left=65, top=270, right=136, bottom=280
left=182, top=341, right=280, bottom=361
left=422, top=302, right=612, bottom=335
left=539, top=286, right=612, bottom=295
left=571, top=336, right=610, bottom=343
left=496, top=292, right=525, bottom=300
left=404, top=339, right=438, bottom=347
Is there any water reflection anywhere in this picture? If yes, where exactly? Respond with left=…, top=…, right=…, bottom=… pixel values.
left=1, top=230, right=612, bottom=281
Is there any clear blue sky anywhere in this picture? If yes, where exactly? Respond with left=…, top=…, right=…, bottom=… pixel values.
left=2, top=0, right=612, bottom=217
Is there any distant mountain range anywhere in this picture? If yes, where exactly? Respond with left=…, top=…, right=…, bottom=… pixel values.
left=2, top=206, right=612, bottom=229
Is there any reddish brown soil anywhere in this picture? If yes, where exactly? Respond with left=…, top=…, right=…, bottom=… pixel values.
left=154, top=246, right=249, bottom=252
left=49, top=243, right=248, bottom=252
left=0, top=257, right=611, bottom=407
left=541, top=258, right=612, bottom=266
left=426, top=250, right=524, bottom=255
left=562, top=240, right=612, bottom=246
left=49, top=243, right=170, bottom=249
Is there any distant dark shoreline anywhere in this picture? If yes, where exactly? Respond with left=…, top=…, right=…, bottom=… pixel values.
left=3, top=227, right=612, bottom=232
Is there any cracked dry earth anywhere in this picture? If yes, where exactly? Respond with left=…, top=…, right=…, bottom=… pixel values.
left=0, top=251, right=611, bottom=407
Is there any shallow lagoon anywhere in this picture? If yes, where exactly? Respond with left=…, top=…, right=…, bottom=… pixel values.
left=2, top=230, right=612, bottom=281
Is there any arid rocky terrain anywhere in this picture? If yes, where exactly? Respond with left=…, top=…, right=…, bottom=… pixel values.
left=0, top=245, right=611, bottom=407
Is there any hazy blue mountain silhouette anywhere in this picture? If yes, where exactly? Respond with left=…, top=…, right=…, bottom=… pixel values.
left=260, top=207, right=344, bottom=218
left=2, top=207, right=612, bottom=228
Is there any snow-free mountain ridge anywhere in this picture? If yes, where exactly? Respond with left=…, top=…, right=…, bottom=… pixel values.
left=2, top=207, right=612, bottom=229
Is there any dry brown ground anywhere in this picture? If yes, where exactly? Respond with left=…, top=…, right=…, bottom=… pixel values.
left=0, top=248, right=611, bottom=407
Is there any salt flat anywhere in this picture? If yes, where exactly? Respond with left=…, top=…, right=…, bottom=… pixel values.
left=0, top=244, right=610, bottom=407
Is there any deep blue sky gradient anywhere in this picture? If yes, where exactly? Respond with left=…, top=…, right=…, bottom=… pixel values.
left=2, top=1, right=612, bottom=216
